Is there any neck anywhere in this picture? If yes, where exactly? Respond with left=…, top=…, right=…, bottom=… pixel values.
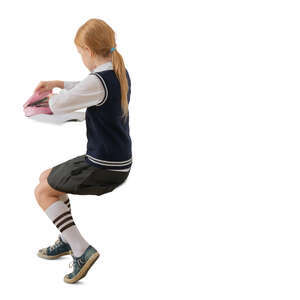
left=91, top=56, right=112, bottom=70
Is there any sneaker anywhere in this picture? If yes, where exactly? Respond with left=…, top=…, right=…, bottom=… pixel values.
left=64, top=245, right=99, bottom=284
left=37, top=235, right=72, bottom=259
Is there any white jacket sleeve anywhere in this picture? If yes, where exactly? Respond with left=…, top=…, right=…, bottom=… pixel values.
left=49, top=75, right=106, bottom=114
left=63, top=81, right=80, bottom=90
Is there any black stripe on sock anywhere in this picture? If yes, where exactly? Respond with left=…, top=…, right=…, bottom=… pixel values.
left=53, top=210, right=71, bottom=224
left=56, top=216, right=74, bottom=229
left=60, top=222, right=75, bottom=233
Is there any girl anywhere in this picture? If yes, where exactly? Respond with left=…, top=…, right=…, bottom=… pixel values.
left=33, top=18, right=132, bottom=284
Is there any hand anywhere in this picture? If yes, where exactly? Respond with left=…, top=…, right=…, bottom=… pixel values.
left=33, top=81, right=57, bottom=94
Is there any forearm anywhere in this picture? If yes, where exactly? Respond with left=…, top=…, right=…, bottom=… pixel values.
left=52, top=80, right=80, bottom=90
left=49, top=94, right=82, bottom=114
left=53, top=80, right=64, bottom=89
left=63, top=81, right=81, bottom=90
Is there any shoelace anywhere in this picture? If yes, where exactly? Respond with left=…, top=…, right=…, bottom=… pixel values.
left=49, top=239, right=62, bottom=251
left=69, top=257, right=85, bottom=269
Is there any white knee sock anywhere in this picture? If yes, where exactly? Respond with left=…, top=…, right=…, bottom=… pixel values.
left=45, top=201, right=89, bottom=257
left=59, top=193, right=70, bottom=209
left=58, top=194, right=70, bottom=243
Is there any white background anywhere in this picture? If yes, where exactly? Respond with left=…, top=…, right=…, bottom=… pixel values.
left=0, top=0, right=299, bottom=299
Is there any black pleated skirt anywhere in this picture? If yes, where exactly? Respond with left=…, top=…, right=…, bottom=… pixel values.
left=47, top=154, right=130, bottom=196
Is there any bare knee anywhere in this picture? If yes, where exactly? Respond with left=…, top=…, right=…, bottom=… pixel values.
left=34, top=182, right=51, bottom=206
left=34, top=181, right=64, bottom=210
left=39, top=168, right=52, bottom=182
left=34, top=183, right=44, bottom=205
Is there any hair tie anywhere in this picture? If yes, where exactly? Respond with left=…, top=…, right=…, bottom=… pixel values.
left=110, top=47, right=116, bottom=53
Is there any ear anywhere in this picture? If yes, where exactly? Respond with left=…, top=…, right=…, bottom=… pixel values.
left=85, top=46, right=94, bottom=57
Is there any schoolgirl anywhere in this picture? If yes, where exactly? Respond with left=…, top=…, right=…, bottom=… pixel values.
left=34, top=18, right=132, bottom=284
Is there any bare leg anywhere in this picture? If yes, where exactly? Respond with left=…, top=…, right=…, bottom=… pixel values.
left=35, top=168, right=67, bottom=211
left=35, top=173, right=66, bottom=211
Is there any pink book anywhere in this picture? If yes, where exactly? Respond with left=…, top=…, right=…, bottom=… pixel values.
left=23, top=90, right=53, bottom=117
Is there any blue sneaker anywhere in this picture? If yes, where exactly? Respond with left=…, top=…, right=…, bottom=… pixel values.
left=37, top=235, right=72, bottom=259
left=64, top=245, right=99, bottom=283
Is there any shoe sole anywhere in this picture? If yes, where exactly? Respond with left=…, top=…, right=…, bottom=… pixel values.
left=64, top=252, right=100, bottom=284
left=37, top=250, right=72, bottom=260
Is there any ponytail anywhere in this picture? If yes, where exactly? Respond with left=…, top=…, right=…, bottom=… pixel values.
left=111, top=49, right=129, bottom=122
